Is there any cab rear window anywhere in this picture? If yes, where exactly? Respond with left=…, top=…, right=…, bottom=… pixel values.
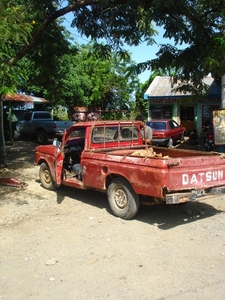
left=33, top=113, right=51, bottom=119
left=92, top=125, right=139, bottom=143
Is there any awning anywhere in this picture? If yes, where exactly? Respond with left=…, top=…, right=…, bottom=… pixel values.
left=4, top=93, right=49, bottom=103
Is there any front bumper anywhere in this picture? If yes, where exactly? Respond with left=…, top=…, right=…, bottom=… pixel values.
left=152, top=138, right=169, bottom=146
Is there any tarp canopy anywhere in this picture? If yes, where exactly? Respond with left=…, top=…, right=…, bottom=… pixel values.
left=4, top=93, right=49, bottom=103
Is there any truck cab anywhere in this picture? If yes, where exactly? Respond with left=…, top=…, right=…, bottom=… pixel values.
left=35, top=120, right=143, bottom=187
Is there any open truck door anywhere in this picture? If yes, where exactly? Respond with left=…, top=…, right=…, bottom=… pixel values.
left=55, top=129, right=67, bottom=186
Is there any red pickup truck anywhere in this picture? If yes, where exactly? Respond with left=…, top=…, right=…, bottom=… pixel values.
left=34, top=120, right=225, bottom=219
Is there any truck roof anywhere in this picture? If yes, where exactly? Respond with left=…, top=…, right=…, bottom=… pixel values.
left=23, top=111, right=50, bottom=114
left=63, top=120, right=143, bottom=148
left=68, top=120, right=140, bottom=128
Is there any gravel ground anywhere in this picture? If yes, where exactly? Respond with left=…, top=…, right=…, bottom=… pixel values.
left=0, top=140, right=225, bottom=300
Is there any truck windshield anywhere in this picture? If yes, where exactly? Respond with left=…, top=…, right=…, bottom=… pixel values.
left=65, top=128, right=86, bottom=147
left=22, top=112, right=32, bottom=121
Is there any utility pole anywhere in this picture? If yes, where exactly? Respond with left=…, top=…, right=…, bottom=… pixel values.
left=222, top=75, right=225, bottom=108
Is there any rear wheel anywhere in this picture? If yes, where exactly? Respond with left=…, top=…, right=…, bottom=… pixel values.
left=107, top=177, right=140, bottom=219
left=37, top=131, right=48, bottom=144
left=39, top=162, right=57, bottom=190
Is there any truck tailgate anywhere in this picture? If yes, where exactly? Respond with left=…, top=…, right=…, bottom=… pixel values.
left=167, top=154, right=225, bottom=191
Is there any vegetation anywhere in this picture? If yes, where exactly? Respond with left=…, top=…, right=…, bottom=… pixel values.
left=18, top=42, right=138, bottom=117
left=134, top=0, right=225, bottom=91
left=0, top=0, right=224, bottom=160
left=1, top=0, right=224, bottom=99
left=0, top=0, right=33, bottom=95
left=1, top=0, right=225, bottom=94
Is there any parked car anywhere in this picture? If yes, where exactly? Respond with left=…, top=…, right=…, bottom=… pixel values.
left=146, top=119, right=186, bottom=147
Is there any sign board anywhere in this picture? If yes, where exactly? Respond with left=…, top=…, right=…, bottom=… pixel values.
left=213, top=110, right=225, bottom=145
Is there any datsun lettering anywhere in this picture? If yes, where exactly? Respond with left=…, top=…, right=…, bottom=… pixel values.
left=182, top=170, right=224, bottom=185
left=34, top=120, right=225, bottom=219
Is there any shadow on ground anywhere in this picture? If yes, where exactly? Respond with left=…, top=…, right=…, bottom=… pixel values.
left=4, top=140, right=39, bottom=168
left=3, top=138, right=224, bottom=230
left=136, top=197, right=224, bottom=229
left=52, top=184, right=224, bottom=229
left=175, top=136, right=206, bottom=151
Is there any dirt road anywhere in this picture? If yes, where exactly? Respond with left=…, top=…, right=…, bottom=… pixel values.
left=0, top=141, right=225, bottom=300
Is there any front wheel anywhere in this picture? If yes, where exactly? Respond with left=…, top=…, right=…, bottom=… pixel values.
left=39, top=162, right=57, bottom=190
left=167, top=137, right=173, bottom=148
left=180, top=132, right=185, bottom=142
left=107, top=177, right=140, bottom=219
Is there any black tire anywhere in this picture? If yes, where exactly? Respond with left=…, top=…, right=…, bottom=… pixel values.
left=180, top=132, right=185, bottom=142
left=205, top=142, right=213, bottom=152
left=107, top=177, right=140, bottom=219
left=39, top=162, right=57, bottom=190
left=37, top=131, right=48, bottom=144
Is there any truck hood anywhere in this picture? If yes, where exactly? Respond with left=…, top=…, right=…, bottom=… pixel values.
left=35, top=144, right=61, bottom=157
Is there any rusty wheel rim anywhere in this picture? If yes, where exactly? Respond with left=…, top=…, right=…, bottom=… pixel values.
left=113, top=189, right=128, bottom=209
left=42, top=169, right=51, bottom=185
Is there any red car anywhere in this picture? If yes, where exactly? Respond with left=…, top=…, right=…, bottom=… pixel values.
left=146, top=119, right=186, bottom=147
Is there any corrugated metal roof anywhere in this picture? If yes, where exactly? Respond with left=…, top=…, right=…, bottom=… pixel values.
left=144, top=75, right=215, bottom=99
left=4, top=93, right=48, bottom=102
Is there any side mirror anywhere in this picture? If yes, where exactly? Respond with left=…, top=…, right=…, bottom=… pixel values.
left=53, top=139, right=61, bottom=148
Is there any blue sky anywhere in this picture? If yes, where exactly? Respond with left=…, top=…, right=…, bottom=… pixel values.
left=124, top=27, right=175, bottom=83
left=63, top=13, right=177, bottom=83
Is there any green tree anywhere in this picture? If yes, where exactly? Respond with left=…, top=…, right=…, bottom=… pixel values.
left=18, top=42, right=138, bottom=118
left=135, top=0, right=225, bottom=91
left=2, top=1, right=225, bottom=92
left=17, top=22, right=76, bottom=101
left=0, top=0, right=33, bottom=163
left=0, top=0, right=33, bottom=94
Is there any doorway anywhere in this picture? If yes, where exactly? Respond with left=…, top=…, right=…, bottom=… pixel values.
left=180, top=106, right=195, bottom=135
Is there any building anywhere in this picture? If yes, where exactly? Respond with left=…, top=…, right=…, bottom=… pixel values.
left=3, top=93, right=50, bottom=119
left=2, top=93, right=50, bottom=141
left=144, top=75, right=221, bottom=135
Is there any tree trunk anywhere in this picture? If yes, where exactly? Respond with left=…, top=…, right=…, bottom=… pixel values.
left=0, top=94, right=6, bottom=167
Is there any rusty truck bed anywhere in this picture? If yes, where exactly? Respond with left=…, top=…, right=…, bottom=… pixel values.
left=81, top=146, right=225, bottom=201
